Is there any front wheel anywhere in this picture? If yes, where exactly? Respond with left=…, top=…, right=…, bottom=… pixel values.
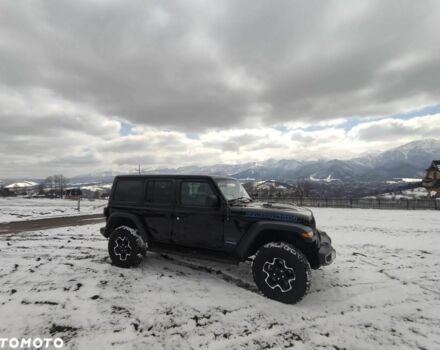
left=108, top=226, right=146, bottom=268
left=252, top=242, right=311, bottom=304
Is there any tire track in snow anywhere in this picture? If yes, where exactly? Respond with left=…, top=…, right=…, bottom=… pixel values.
left=157, top=254, right=260, bottom=294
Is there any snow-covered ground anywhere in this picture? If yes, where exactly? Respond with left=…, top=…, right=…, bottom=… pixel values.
left=0, top=197, right=107, bottom=223
left=0, top=208, right=439, bottom=349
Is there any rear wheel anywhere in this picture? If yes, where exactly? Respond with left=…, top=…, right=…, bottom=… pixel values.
left=252, top=242, right=311, bottom=304
left=108, top=226, right=146, bottom=268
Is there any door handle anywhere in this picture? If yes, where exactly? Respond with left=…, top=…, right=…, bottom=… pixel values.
left=174, top=214, right=188, bottom=220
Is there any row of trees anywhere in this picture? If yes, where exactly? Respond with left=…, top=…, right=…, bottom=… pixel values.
left=40, top=174, right=67, bottom=197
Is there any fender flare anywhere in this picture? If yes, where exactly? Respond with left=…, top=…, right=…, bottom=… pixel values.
left=106, top=212, right=149, bottom=243
left=233, top=221, right=313, bottom=259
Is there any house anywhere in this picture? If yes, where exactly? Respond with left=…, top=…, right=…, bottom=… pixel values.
left=422, top=160, right=440, bottom=198
left=80, top=184, right=112, bottom=199
left=65, top=188, right=82, bottom=200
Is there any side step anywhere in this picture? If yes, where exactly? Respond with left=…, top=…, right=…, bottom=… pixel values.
left=148, top=243, right=240, bottom=265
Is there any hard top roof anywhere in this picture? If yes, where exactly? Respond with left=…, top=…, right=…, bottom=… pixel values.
left=114, top=174, right=236, bottom=181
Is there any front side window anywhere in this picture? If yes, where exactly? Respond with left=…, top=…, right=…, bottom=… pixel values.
left=114, top=179, right=143, bottom=202
left=215, top=178, right=251, bottom=202
left=145, top=180, right=173, bottom=204
left=180, top=181, right=215, bottom=206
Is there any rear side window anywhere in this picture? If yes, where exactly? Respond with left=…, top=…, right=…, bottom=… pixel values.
left=113, top=179, right=143, bottom=202
left=145, top=180, right=174, bottom=204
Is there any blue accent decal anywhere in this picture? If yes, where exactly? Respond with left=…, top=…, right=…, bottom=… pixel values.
left=225, top=240, right=238, bottom=245
left=245, top=212, right=301, bottom=223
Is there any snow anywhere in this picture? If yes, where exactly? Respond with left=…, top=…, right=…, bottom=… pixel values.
left=401, top=178, right=423, bottom=183
left=371, top=187, right=429, bottom=200
left=395, top=139, right=440, bottom=155
left=80, top=184, right=112, bottom=191
left=309, top=174, right=338, bottom=182
left=250, top=180, right=290, bottom=191
left=0, top=197, right=107, bottom=223
left=4, top=181, right=39, bottom=189
left=0, top=208, right=440, bottom=349
left=386, top=178, right=422, bottom=184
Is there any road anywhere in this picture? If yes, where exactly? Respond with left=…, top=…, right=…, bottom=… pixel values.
left=0, top=214, right=105, bottom=235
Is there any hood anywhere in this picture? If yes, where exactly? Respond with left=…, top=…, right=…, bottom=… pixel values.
left=231, top=200, right=315, bottom=226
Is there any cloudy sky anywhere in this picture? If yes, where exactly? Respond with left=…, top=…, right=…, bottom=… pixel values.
left=1, top=0, right=440, bottom=178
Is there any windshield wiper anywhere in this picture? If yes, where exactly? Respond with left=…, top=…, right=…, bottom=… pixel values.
left=228, top=196, right=253, bottom=204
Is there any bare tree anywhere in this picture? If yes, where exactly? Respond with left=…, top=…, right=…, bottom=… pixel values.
left=44, top=176, right=54, bottom=196
left=37, top=183, right=45, bottom=195
left=295, top=181, right=312, bottom=199
left=53, top=174, right=67, bottom=198
left=44, top=175, right=66, bottom=197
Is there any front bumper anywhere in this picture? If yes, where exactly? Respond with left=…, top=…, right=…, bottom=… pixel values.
left=317, top=230, right=336, bottom=266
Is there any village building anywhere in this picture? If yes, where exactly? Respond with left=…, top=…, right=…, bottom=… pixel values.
left=422, top=160, right=440, bottom=198
left=65, top=188, right=82, bottom=200
left=80, top=184, right=112, bottom=199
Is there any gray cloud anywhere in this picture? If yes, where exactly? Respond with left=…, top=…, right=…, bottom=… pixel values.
left=350, top=115, right=440, bottom=142
left=1, top=0, right=440, bottom=131
left=1, top=1, right=440, bottom=177
left=203, top=133, right=259, bottom=152
left=41, top=151, right=102, bottom=167
left=114, top=154, right=159, bottom=167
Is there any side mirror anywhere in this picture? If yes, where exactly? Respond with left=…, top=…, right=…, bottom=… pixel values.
left=206, top=194, right=219, bottom=207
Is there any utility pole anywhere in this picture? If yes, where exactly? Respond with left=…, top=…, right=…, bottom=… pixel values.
left=134, top=164, right=145, bottom=175
left=77, top=187, right=81, bottom=212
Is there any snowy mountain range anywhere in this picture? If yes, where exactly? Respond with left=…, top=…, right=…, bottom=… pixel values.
left=68, top=170, right=125, bottom=185
left=71, top=139, right=440, bottom=183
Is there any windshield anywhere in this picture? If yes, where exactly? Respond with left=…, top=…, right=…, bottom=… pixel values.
left=215, top=178, right=252, bottom=202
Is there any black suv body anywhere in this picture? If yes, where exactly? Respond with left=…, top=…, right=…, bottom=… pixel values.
left=101, top=175, right=335, bottom=303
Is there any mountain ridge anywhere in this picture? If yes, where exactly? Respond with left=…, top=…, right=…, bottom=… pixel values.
left=70, top=139, right=440, bottom=183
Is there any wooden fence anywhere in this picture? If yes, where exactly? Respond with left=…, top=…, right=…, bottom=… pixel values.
left=252, top=197, right=440, bottom=210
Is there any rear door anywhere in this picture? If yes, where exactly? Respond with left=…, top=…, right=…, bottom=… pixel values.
left=172, top=179, right=224, bottom=249
left=141, top=179, right=175, bottom=243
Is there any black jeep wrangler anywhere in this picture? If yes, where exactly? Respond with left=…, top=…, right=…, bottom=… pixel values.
left=100, top=175, right=335, bottom=304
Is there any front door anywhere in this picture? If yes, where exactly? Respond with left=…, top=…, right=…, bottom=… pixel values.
left=172, top=180, right=224, bottom=250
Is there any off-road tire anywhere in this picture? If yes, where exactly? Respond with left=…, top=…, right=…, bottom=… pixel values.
left=108, top=226, right=146, bottom=268
left=252, top=242, right=311, bottom=304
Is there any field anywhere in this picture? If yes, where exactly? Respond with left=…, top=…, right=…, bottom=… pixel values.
left=0, top=208, right=439, bottom=349
left=0, top=197, right=107, bottom=223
